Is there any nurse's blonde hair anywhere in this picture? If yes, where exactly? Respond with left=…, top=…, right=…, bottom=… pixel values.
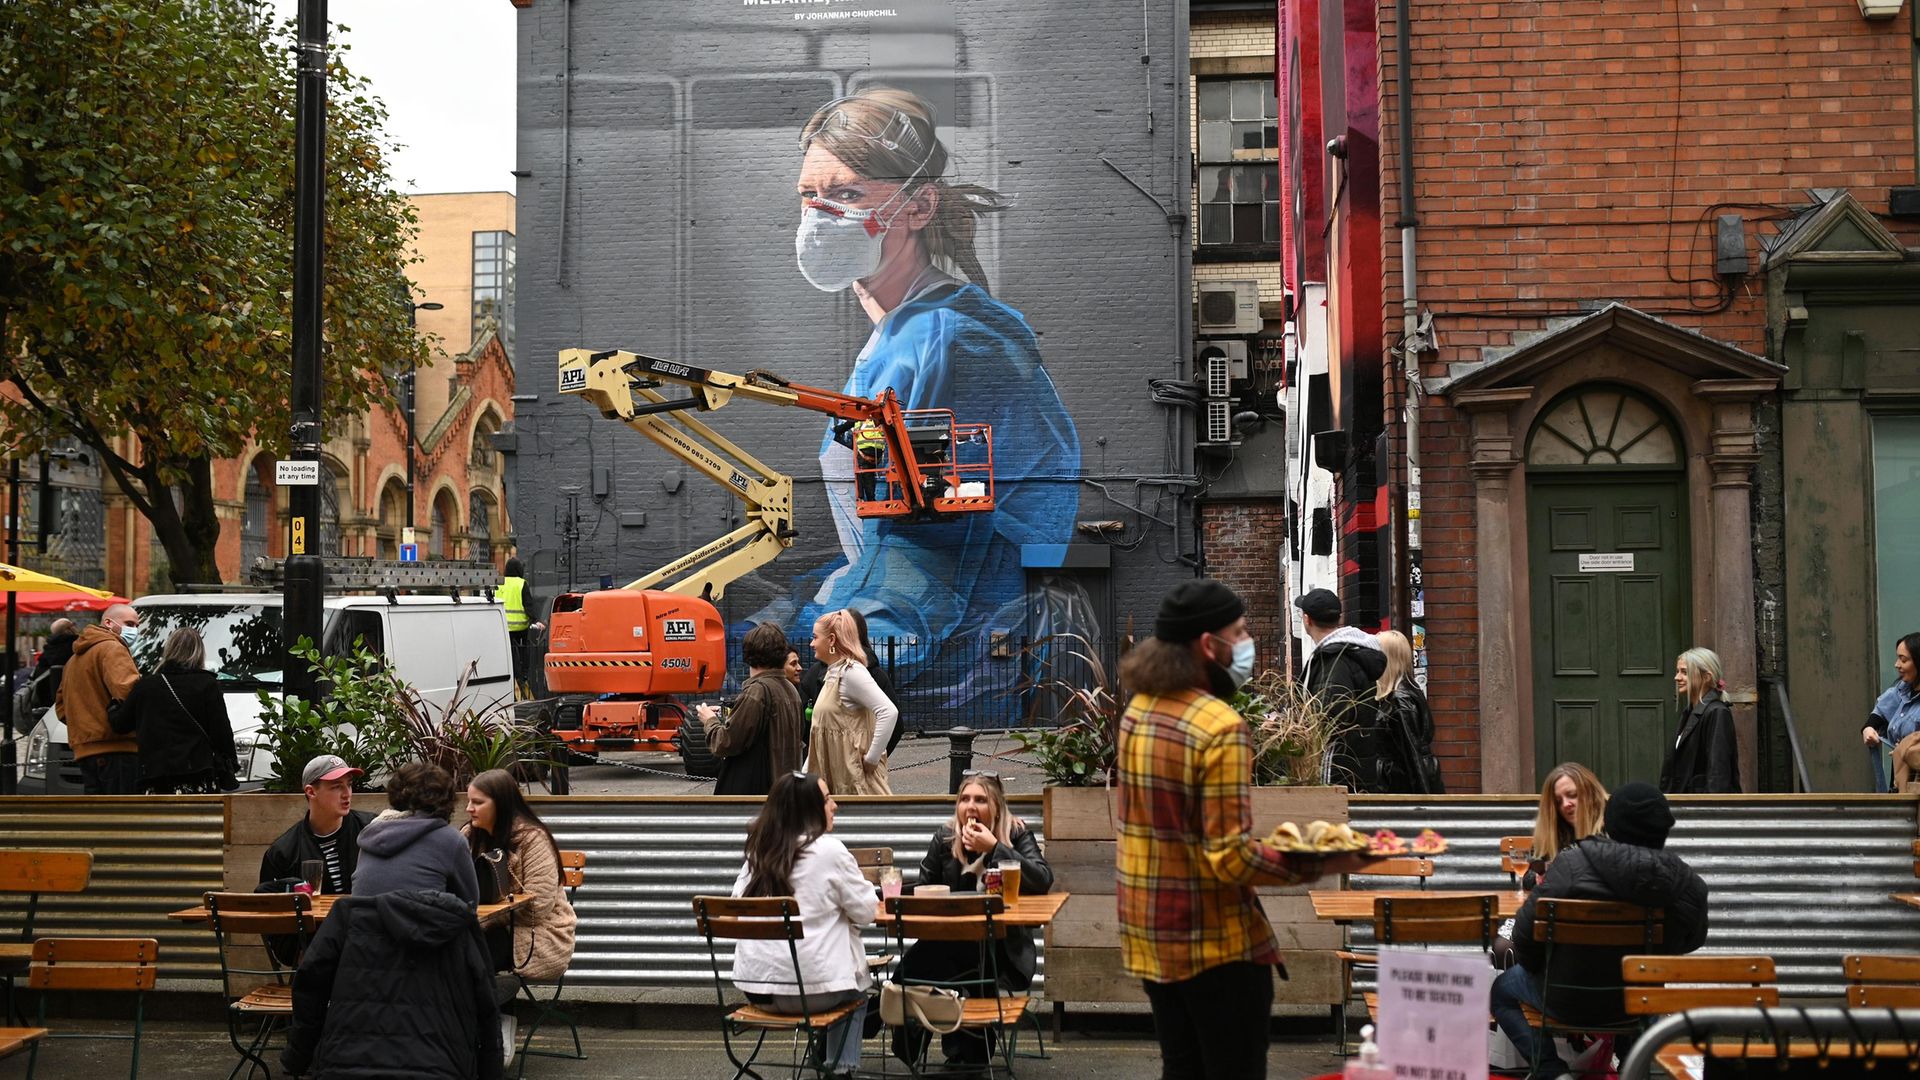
left=800, top=87, right=1008, bottom=290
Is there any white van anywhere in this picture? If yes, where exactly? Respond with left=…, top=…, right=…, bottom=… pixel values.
left=18, top=592, right=515, bottom=793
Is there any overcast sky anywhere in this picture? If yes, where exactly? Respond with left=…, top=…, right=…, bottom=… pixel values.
left=267, top=0, right=516, bottom=195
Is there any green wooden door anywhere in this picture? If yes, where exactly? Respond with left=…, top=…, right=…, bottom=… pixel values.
left=1527, top=478, right=1689, bottom=789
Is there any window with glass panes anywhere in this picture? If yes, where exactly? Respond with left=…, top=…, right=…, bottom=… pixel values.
left=1196, top=78, right=1279, bottom=247
left=472, top=230, right=516, bottom=357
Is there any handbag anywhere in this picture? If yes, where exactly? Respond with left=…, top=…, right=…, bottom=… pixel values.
left=878, top=981, right=965, bottom=1034
left=475, top=847, right=511, bottom=904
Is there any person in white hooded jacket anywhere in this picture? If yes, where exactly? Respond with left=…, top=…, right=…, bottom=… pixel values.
left=730, top=770, right=875, bottom=1079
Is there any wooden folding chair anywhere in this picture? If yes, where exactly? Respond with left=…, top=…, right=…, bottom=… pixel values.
left=204, top=891, right=316, bottom=1080
left=0, top=850, right=93, bottom=1024
left=1339, top=893, right=1498, bottom=1049
left=1522, top=900, right=1663, bottom=1074
left=23, top=937, right=158, bottom=1080
left=1499, top=836, right=1534, bottom=886
left=0, top=1026, right=48, bottom=1061
left=882, top=893, right=1030, bottom=1079
left=1842, top=954, right=1920, bottom=1007
left=511, top=850, right=588, bottom=1077
left=694, top=896, right=865, bottom=1080
left=1354, top=857, right=1436, bottom=888
left=1622, top=955, right=1777, bottom=1016
left=846, top=847, right=896, bottom=886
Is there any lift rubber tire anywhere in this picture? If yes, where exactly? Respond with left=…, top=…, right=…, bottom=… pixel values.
left=548, top=695, right=601, bottom=768
left=676, top=712, right=720, bottom=780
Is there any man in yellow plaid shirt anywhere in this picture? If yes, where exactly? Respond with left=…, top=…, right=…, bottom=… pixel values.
left=1117, top=579, right=1373, bottom=1080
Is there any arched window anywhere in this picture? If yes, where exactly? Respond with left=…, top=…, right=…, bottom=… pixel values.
left=318, top=462, right=344, bottom=556
left=242, top=462, right=272, bottom=568
left=1527, top=386, right=1681, bottom=468
left=469, top=489, right=493, bottom=552
left=430, top=489, right=460, bottom=560
left=377, top=479, right=408, bottom=561
left=471, top=414, right=500, bottom=470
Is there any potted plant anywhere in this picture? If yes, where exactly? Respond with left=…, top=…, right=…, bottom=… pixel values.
left=1015, top=643, right=1352, bottom=1014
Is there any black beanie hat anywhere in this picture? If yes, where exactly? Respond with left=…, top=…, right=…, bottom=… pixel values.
left=1154, top=579, right=1247, bottom=643
left=1604, top=781, right=1675, bottom=849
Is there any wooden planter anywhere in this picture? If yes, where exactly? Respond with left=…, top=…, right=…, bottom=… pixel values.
left=1041, top=784, right=1348, bottom=1009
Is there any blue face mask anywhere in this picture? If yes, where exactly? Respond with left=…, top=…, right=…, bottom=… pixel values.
left=1227, top=636, right=1256, bottom=690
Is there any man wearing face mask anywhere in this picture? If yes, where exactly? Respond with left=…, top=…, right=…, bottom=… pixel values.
left=56, top=603, right=144, bottom=794
left=1294, top=587, right=1390, bottom=793
left=773, top=88, right=1083, bottom=712
left=1117, top=580, right=1375, bottom=1080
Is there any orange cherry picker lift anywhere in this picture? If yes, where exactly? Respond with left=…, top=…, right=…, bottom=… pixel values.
left=540, top=347, right=996, bottom=789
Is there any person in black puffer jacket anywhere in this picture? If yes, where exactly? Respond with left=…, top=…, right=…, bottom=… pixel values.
left=1293, top=589, right=1390, bottom=791
left=121, top=628, right=238, bottom=794
left=1492, top=782, right=1709, bottom=1079
left=282, top=889, right=503, bottom=1080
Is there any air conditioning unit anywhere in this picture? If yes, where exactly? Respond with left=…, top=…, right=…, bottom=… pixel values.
left=1196, top=339, right=1250, bottom=383
left=1204, top=399, right=1234, bottom=445
left=1196, top=279, right=1262, bottom=335
left=1198, top=341, right=1246, bottom=448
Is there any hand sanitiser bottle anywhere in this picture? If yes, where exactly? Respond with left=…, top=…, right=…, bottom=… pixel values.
left=1344, top=1025, right=1393, bottom=1080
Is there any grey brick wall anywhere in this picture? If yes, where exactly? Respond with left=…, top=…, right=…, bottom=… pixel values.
left=509, top=0, right=1198, bottom=650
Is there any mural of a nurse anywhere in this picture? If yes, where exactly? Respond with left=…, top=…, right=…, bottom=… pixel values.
left=782, top=87, right=1082, bottom=703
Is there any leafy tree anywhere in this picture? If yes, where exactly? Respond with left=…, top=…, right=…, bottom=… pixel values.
left=0, top=0, right=425, bottom=586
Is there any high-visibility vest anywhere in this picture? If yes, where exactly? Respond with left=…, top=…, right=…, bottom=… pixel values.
left=499, top=576, right=529, bottom=631
left=854, top=421, right=885, bottom=453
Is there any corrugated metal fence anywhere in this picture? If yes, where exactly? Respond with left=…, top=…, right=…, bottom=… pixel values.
left=1347, top=795, right=1920, bottom=998
left=536, top=796, right=1046, bottom=988
left=0, top=796, right=225, bottom=979
left=3, top=793, right=1911, bottom=997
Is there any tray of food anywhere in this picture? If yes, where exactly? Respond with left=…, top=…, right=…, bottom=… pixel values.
left=1263, top=820, right=1449, bottom=859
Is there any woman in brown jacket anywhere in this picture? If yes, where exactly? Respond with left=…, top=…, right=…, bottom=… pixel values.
left=463, top=770, right=578, bottom=980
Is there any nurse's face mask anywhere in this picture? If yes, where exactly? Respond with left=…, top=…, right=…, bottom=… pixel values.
left=795, top=103, right=936, bottom=293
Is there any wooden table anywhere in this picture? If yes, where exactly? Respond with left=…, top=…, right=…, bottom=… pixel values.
left=1891, top=892, right=1920, bottom=910
left=168, top=893, right=533, bottom=929
left=1655, top=1040, right=1916, bottom=1080
left=873, top=891, right=1069, bottom=928
left=1308, top=888, right=1526, bottom=922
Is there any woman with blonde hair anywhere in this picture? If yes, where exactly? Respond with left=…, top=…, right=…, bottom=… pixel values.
left=1661, top=646, right=1740, bottom=793
left=1532, top=762, right=1608, bottom=870
left=1372, top=629, right=1443, bottom=794
left=895, top=770, right=1053, bottom=1070
left=783, top=87, right=1082, bottom=701
left=805, top=609, right=899, bottom=795
left=1491, top=762, right=1608, bottom=969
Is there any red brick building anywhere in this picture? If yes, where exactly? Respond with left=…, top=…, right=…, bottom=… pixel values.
left=1280, top=0, right=1920, bottom=792
left=8, top=193, right=520, bottom=599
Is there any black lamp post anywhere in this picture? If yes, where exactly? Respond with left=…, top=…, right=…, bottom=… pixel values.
left=402, top=300, right=444, bottom=532
left=284, top=0, right=328, bottom=704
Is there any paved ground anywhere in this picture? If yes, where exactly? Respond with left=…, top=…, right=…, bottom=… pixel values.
left=23, top=1011, right=1351, bottom=1078
left=555, top=731, right=1047, bottom=798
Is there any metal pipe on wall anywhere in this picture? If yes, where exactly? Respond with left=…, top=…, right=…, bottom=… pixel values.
left=1393, top=0, right=1424, bottom=654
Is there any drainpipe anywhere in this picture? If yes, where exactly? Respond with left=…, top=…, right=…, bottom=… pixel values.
left=1394, top=0, right=1424, bottom=643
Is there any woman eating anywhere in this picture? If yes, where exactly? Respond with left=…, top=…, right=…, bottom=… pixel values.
left=892, top=770, right=1052, bottom=1072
